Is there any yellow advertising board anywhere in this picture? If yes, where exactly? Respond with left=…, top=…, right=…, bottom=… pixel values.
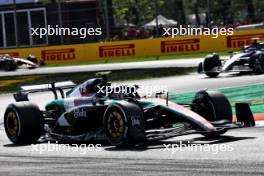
left=0, top=29, right=264, bottom=64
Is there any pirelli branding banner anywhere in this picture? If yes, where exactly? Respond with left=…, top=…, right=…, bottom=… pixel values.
left=1, top=29, right=264, bottom=63
left=160, top=39, right=200, bottom=53
left=41, top=48, right=76, bottom=62
left=99, top=44, right=136, bottom=58
left=226, top=33, right=264, bottom=48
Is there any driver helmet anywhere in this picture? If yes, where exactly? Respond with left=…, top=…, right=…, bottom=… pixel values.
left=79, top=79, right=102, bottom=96
left=212, top=53, right=220, bottom=60
left=27, top=54, right=36, bottom=59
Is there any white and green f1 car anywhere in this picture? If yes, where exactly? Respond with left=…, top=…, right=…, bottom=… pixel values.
left=4, top=73, right=255, bottom=146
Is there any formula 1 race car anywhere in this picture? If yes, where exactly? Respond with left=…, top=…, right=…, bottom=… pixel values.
left=0, top=54, right=40, bottom=71
left=4, top=73, right=255, bottom=146
left=197, top=43, right=264, bottom=77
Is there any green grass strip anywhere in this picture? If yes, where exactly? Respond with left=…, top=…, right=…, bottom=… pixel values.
left=169, top=83, right=264, bottom=114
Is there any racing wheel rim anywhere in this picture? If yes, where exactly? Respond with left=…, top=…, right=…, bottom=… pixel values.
left=106, top=110, right=125, bottom=142
left=5, top=111, right=19, bottom=139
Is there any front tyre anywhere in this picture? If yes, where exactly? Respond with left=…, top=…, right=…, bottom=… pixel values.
left=191, top=91, right=232, bottom=122
left=191, top=91, right=232, bottom=137
left=203, top=54, right=221, bottom=78
left=103, top=102, right=145, bottom=146
left=4, top=102, right=44, bottom=144
left=205, top=72, right=220, bottom=78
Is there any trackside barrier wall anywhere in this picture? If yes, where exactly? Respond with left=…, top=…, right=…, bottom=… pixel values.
left=0, top=29, right=264, bottom=64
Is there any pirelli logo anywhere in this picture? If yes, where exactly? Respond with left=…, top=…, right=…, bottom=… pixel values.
left=0, top=52, right=19, bottom=57
left=161, top=39, right=200, bottom=53
left=99, top=44, right=135, bottom=58
left=227, top=34, right=264, bottom=48
left=42, top=48, right=76, bottom=62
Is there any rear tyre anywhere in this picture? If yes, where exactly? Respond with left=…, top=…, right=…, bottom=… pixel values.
left=103, top=102, right=145, bottom=146
left=4, top=60, right=17, bottom=71
left=4, top=102, right=44, bottom=144
left=40, top=59, right=46, bottom=66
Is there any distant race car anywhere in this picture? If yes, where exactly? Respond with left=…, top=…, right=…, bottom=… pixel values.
left=197, top=42, right=264, bottom=77
left=0, top=54, right=41, bottom=71
left=4, top=72, right=255, bottom=146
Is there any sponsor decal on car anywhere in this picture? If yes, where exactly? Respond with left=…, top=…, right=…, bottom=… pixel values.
left=73, top=108, right=88, bottom=119
left=99, top=44, right=135, bottom=58
left=41, top=48, right=76, bottom=62
left=161, top=39, right=200, bottom=54
left=226, top=33, right=264, bottom=49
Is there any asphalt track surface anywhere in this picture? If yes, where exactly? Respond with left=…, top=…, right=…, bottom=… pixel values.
left=0, top=64, right=264, bottom=175
left=0, top=58, right=202, bottom=77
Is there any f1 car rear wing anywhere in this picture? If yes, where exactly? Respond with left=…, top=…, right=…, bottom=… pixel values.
left=14, top=81, right=76, bottom=102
